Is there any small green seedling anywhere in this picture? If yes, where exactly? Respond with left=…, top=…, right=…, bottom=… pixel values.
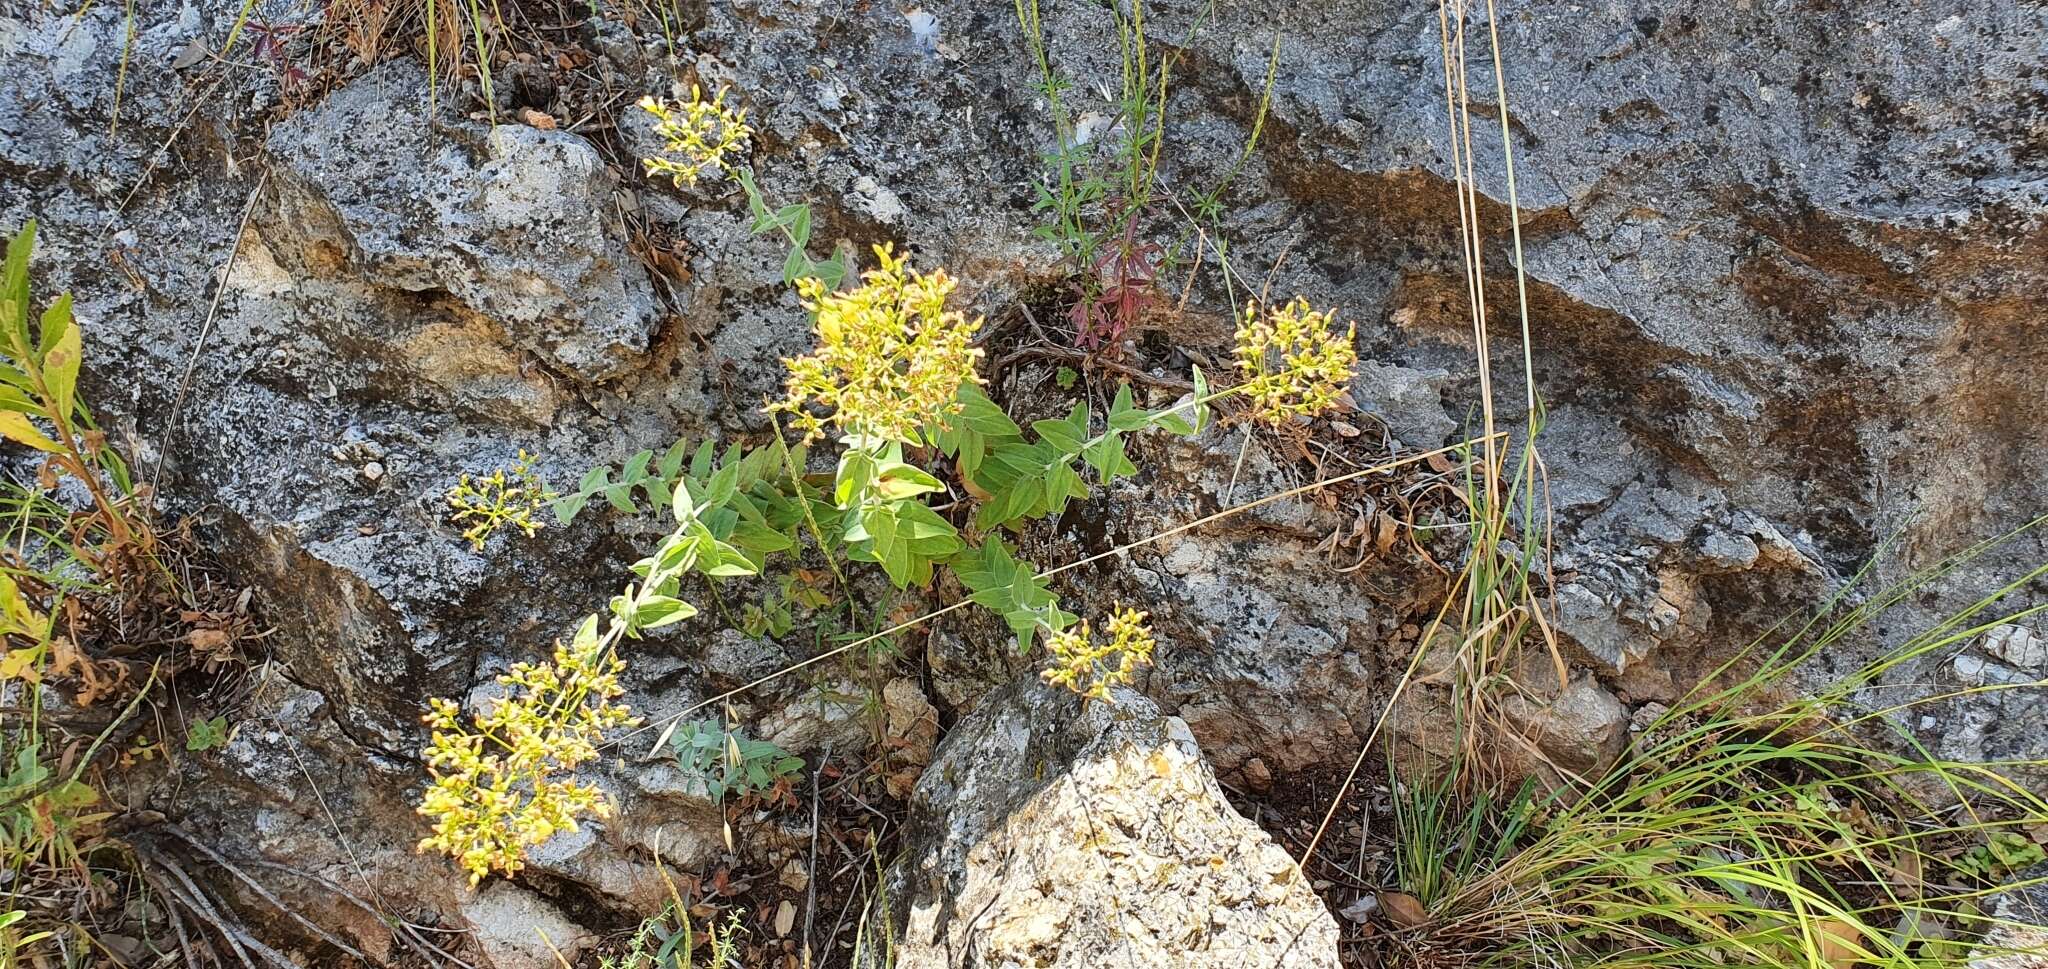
left=669, top=720, right=803, bottom=804
left=185, top=716, right=230, bottom=752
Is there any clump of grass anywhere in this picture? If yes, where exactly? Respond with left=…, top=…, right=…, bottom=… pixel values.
left=1376, top=527, right=2048, bottom=968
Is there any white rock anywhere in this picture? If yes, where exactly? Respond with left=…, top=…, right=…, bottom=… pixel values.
left=1983, top=625, right=2047, bottom=672
left=891, top=678, right=1341, bottom=969
left=1955, top=653, right=2033, bottom=687
left=460, top=882, right=594, bottom=968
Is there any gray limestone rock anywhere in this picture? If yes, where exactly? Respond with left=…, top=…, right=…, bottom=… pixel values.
left=889, top=677, right=1341, bottom=969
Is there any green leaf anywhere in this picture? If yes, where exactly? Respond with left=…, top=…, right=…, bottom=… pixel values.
left=1107, top=383, right=1148, bottom=432
left=1149, top=405, right=1196, bottom=437
left=950, top=538, right=1073, bottom=652
left=634, top=594, right=699, bottom=629
left=3, top=221, right=35, bottom=348
left=933, top=384, right=1020, bottom=480
left=788, top=205, right=812, bottom=247
left=43, top=778, right=96, bottom=810
left=874, top=460, right=945, bottom=500
left=605, top=484, right=636, bottom=513
left=0, top=364, right=34, bottom=396
left=621, top=449, right=653, bottom=483
left=657, top=438, right=692, bottom=481
left=737, top=169, right=773, bottom=225
left=810, top=256, right=848, bottom=292
left=863, top=506, right=911, bottom=586
left=700, top=541, right=759, bottom=578
left=704, top=460, right=741, bottom=509
left=1081, top=432, right=1136, bottom=483
left=572, top=614, right=602, bottom=651
left=956, top=385, right=1023, bottom=437
left=896, top=503, right=962, bottom=577
left=1031, top=415, right=1085, bottom=455
left=671, top=476, right=698, bottom=523
left=729, top=519, right=795, bottom=554
left=652, top=532, right=701, bottom=575
left=37, top=291, right=71, bottom=359
left=185, top=715, right=230, bottom=752
left=834, top=449, right=879, bottom=507
left=41, top=292, right=78, bottom=417
left=1043, top=460, right=1086, bottom=515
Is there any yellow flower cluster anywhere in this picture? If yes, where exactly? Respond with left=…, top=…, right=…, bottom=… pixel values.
left=769, top=244, right=985, bottom=445
left=1233, top=297, right=1359, bottom=423
left=1041, top=606, right=1156, bottom=703
left=446, top=450, right=556, bottom=551
left=639, top=86, right=753, bottom=188
left=416, top=631, right=637, bottom=884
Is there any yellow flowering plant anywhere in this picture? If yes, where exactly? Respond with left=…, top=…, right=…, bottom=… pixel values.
left=417, top=621, right=631, bottom=884
left=446, top=449, right=556, bottom=551
left=1041, top=605, right=1157, bottom=702
left=1233, top=296, right=1359, bottom=423
left=417, top=480, right=762, bottom=883
left=637, top=84, right=847, bottom=289
left=770, top=243, right=985, bottom=447
left=639, top=86, right=753, bottom=189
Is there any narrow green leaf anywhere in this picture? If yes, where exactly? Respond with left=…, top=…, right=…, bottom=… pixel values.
left=875, top=461, right=944, bottom=499
left=1082, top=432, right=1137, bottom=483
left=789, top=205, right=812, bottom=247
left=605, top=484, right=636, bottom=513
left=657, top=438, right=692, bottom=479
left=705, top=460, right=741, bottom=508
left=0, top=384, right=37, bottom=415
left=3, top=221, right=35, bottom=347
left=835, top=450, right=878, bottom=507
left=37, top=292, right=71, bottom=358
left=679, top=475, right=704, bottom=520
left=730, top=519, right=795, bottom=553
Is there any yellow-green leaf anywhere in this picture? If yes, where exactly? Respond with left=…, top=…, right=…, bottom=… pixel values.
left=2, top=221, right=34, bottom=343
left=43, top=316, right=80, bottom=425
left=38, top=291, right=71, bottom=357
left=0, top=646, right=41, bottom=683
left=0, top=383, right=36, bottom=413
left=0, top=411, right=60, bottom=452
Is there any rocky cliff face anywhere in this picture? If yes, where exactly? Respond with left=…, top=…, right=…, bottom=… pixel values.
left=3, top=0, right=2044, bottom=963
